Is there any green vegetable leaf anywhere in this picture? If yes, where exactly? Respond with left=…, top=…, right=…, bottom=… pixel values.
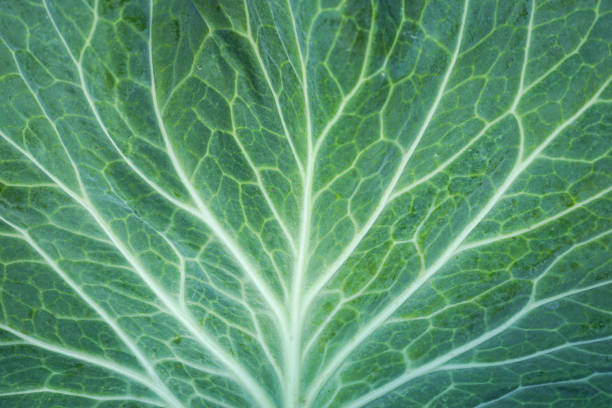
left=1, top=0, right=611, bottom=407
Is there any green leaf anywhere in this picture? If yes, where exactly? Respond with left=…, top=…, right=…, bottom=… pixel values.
left=1, top=0, right=611, bottom=407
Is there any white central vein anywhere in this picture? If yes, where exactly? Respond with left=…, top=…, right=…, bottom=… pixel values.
left=284, top=0, right=313, bottom=406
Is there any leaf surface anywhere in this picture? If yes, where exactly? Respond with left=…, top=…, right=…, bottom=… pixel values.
left=0, top=0, right=611, bottom=407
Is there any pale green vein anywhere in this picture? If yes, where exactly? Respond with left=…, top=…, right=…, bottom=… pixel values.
left=0, top=214, right=183, bottom=408
left=0, top=126, right=273, bottom=408
left=458, top=185, right=612, bottom=253
left=344, top=279, right=612, bottom=408
left=160, top=26, right=211, bottom=113
left=313, top=1, right=378, bottom=154
left=228, top=92, right=297, bottom=255
left=42, top=0, right=286, bottom=343
left=191, top=393, right=237, bottom=408
left=0, top=324, right=157, bottom=396
left=0, top=389, right=164, bottom=407
left=442, top=335, right=612, bottom=371
left=306, top=70, right=611, bottom=408
left=302, top=0, right=471, bottom=402
left=0, top=36, right=86, bottom=195
left=147, top=2, right=286, bottom=343
left=301, top=244, right=395, bottom=362
left=567, top=297, right=612, bottom=316
left=388, top=113, right=509, bottom=201
left=42, top=0, right=205, bottom=221
left=511, top=0, right=535, bottom=113
left=534, top=228, right=612, bottom=295
left=303, top=0, right=471, bottom=320
left=242, top=0, right=304, bottom=177
left=0, top=341, right=25, bottom=346
left=156, top=357, right=230, bottom=379
left=472, top=373, right=609, bottom=408
left=522, top=0, right=603, bottom=95
left=182, top=43, right=298, bottom=257
left=147, top=2, right=277, bottom=406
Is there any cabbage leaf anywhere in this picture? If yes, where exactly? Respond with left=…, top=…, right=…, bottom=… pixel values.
left=1, top=0, right=611, bottom=407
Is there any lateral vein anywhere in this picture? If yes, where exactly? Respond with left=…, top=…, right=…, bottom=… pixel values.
left=310, top=74, right=611, bottom=407
left=0, top=324, right=156, bottom=393
left=0, top=389, right=165, bottom=407
left=344, top=279, right=612, bottom=408
left=303, top=0, right=471, bottom=319
left=0, top=125, right=274, bottom=408
left=147, top=1, right=286, bottom=338
left=0, top=215, right=183, bottom=408
left=457, top=185, right=612, bottom=253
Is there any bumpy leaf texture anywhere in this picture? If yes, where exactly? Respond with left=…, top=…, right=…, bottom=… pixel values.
left=0, top=0, right=611, bottom=407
